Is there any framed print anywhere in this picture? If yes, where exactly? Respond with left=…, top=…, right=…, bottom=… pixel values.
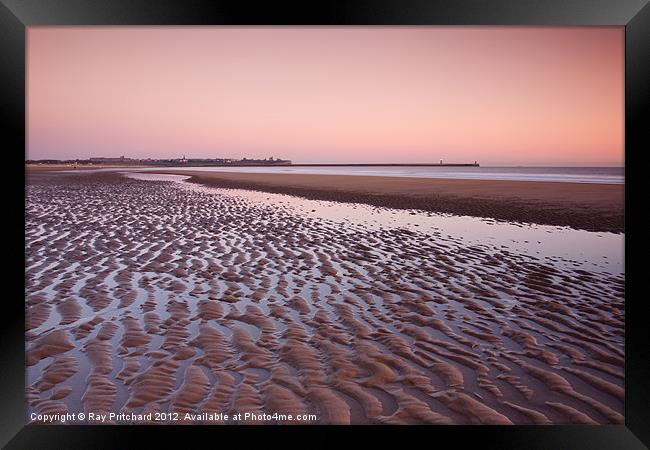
left=2, top=0, right=649, bottom=448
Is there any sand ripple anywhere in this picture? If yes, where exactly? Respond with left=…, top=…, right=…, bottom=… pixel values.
left=25, top=172, right=624, bottom=424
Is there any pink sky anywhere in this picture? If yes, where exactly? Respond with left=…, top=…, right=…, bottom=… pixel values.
left=27, top=27, right=623, bottom=166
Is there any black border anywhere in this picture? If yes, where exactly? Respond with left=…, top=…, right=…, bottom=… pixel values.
left=3, top=1, right=649, bottom=448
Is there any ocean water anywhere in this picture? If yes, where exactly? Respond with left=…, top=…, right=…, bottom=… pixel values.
left=134, top=165, right=624, bottom=184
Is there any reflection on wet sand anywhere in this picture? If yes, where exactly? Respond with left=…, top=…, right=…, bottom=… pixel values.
left=26, top=171, right=624, bottom=424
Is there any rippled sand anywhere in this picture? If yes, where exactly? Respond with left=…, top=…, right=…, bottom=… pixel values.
left=25, top=171, right=624, bottom=424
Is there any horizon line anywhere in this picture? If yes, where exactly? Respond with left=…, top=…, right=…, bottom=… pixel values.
left=24, top=160, right=624, bottom=168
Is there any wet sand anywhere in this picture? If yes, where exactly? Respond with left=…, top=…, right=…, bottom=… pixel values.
left=151, top=170, right=624, bottom=233
left=26, top=170, right=624, bottom=425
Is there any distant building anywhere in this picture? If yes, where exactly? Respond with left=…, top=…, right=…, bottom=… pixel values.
left=35, top=155, right=292, bottom=167
left=90, top=156, right=128, bottom=164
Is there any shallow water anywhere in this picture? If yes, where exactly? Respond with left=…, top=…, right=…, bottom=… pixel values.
left=136, top=165, right=625, bottom=184
left=125, top=172, right=624, bottom=274
left=59, top=165, right=625, bottom=184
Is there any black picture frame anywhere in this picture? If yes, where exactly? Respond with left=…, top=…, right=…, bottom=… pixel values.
left=2, top=0, right=648, bottom=448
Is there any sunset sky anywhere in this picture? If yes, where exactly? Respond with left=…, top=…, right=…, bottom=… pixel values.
left=27, top=27, right=624, bottom=166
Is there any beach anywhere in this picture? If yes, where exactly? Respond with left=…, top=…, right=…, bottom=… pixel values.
left=152, top=170, right=624, bottom=233
left=25, top=169, right=624, bottom=424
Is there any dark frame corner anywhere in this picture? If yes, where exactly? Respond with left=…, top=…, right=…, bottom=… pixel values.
left=2, top=0, right=649, bottom=448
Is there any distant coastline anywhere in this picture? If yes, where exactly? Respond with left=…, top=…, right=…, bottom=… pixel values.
left=25, top=159, right=480, bottom=168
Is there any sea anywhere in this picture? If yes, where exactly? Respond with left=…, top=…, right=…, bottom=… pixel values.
left=135, top=165, right=624, bottom=184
